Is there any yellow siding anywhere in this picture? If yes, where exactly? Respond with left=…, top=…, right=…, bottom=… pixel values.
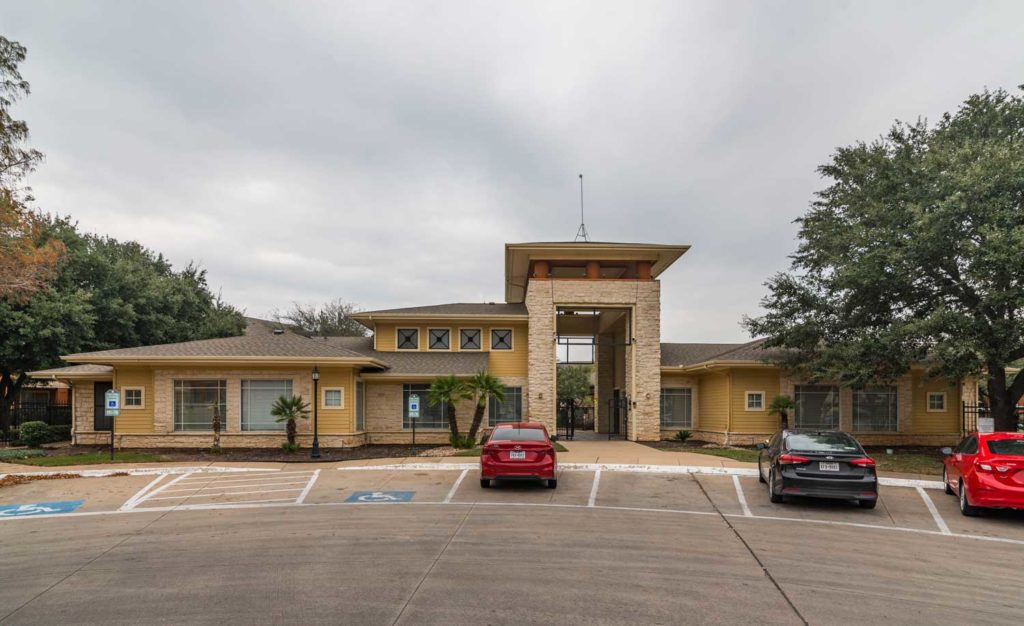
left=317, top=367, right=355, bottom=433
left=911, top=372, right=960, bottom=433
left=698, top=372, right=730, bottom=432
left=113, top=366, right=155, bottom=433
left=370, top=321, right=528, bottom=377
left=730, top=368, right=781, bottom=433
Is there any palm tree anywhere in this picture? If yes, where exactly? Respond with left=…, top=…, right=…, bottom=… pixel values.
left=271, top=395, right=310, bottom=448
left=466, top=371, right=505, bottom=441
left=427, top=375, right=470, bottom=439
left=768, top=394, right=795, bottom=430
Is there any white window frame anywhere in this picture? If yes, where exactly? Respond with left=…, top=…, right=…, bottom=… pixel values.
left=395, top=327, right=420, bottom=351
left=926, top=392, right=947, bottom=412
left=322, top=387, right=345, bottom=409
left=490, top=328, right=514, bottom=351
left=745, top=391, right=765, bottom=411
left=122, top=386, right=145, bottom=409
left=427, top=328, right=452, bottom=351
left=458, top=328, right=483, bottom=351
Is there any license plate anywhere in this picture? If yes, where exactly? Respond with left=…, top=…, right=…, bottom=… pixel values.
left=509, top=451, right=526, bottom=460
left=819, top=462, right=840, bottom=472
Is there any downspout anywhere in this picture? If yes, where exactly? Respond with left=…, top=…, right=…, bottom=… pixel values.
left=724, top=370, right=733, bottom=446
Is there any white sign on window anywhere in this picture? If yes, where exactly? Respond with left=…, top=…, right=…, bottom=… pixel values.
left=408, top=393, right=420, bottom=418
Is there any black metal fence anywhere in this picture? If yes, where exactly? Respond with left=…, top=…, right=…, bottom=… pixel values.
left=10, top=401, right=72, bottom=427
left=962, top=402, right=1024, bottom=436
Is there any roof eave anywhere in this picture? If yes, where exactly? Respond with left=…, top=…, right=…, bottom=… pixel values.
left=62, top=355, right=387, bottom=368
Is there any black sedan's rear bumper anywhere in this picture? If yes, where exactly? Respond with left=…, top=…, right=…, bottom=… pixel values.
left=778, top=471, right=878, bottom=501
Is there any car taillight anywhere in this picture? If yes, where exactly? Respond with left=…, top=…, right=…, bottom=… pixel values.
left=849, top=457, right=876, bottom=467
left=975, top=461, right=993, bottom=472
left=778, top=454, right=809, bottom=465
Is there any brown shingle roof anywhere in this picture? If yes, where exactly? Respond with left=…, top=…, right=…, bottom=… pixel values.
left=63, top=319, right=378, bottom=363
left=28, top=364, right=114, bottom=377
left=323, top=336, right=488, bottom=376
left=354, top=302, right=528, bottom=318
left=660, top=338, right=786, bottom=368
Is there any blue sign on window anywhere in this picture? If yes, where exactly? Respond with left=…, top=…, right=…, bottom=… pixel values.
left=0, top=500, right=84, bottom=517
left=344, top=491, right=415, bottom=503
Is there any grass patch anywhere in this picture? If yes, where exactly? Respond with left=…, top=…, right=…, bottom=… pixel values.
left=10, top=452, right=166, bottom=467
left=866, top=449, right=943, bottom=476
left=682, top=447, right=761, bottom=463
left=455, top=441, right=569, bottom=457
left=0, top=449, right=48, bottom=460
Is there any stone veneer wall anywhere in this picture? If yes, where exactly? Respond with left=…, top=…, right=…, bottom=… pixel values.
left=526, top=279, right=661, bottom=441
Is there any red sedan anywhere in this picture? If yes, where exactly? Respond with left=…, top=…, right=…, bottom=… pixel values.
left=480, top=422, right=557, bottom=489
left=942, top=432, right=1024, bottom=516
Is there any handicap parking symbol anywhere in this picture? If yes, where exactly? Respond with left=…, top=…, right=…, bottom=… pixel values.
left=0, top=500, right=84, bottom=518
left=345, top=491, right=415, bottom=503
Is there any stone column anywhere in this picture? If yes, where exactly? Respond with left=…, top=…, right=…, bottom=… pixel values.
left=526, top=281, right=556, bottom=433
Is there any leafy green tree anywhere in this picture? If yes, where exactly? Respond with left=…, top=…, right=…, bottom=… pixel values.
left=557, top=364, right=592, bottom=425
left=466, top=370, right=505, bottom=441
left=271, top=395, right=310, bottom=449
left=427, top=375, right=470, bottom=439
left=746, top=86, right=1024, bottom=432
left=275, top=299, right=367, bottom=337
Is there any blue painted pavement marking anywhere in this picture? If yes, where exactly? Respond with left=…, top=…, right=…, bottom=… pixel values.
left=0, top=500, right=85, bottom=517
left=344, top=491, right=415, bottom=503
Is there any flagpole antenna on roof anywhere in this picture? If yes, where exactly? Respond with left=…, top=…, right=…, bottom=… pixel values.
left=574, top=173, right=590, bottom=242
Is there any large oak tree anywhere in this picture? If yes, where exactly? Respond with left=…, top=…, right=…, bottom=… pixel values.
left=746, top=86, right=1024, bottom=432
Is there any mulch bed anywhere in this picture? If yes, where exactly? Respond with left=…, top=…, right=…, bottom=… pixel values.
left=38, top=444, right=448, bottom=464
left=0, top=472, right=118, bottom=489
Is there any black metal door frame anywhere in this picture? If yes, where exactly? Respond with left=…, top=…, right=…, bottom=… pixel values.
left=607, top=390, right=629, bottom=440
left=94, top=381, right=113, bottom=431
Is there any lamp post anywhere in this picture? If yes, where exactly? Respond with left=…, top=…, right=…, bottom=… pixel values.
left=311, top=366, right=321, bottom=459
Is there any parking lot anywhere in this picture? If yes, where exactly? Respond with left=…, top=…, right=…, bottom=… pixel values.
left=1, top=463, right=1023, bottom=624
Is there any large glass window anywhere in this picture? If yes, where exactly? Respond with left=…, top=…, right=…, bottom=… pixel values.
left=660, top=388, right=693, bottom=428
left=241, top=379, right=292, bottom=431
left=173, top=380, right=227, bottom=431
left=794, top=384, right=839, bottom=430
left=403, top=384, right=447, bottom=429
left=488, top=386, right=523, bottom=426
left=355, top=381, right=365, bottom=431
left=853, top=386, right=897, bottom=432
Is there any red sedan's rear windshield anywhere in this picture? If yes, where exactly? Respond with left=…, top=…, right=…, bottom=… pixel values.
left=785, top=433, right=861, bottom=453
left=987, top=439, right=1024, bottom=456
left=489, top=428, right=547, bottom=442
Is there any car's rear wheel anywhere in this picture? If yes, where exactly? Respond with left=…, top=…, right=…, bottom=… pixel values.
left=959, top=480, right=980, bottom=517
left=480, top=478, right=490, bottom=488
left=859, top=498, right=877, bottom=509
left=547, top=478, right=557, bottom=489
left=758, top=460, right=766, bottom=484
left=768, top=468, right=783, bottom=503
left=943, top=467, right=953, bottom=495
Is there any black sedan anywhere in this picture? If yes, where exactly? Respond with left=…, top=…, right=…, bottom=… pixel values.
left=757, top=430, right=878, bottom=509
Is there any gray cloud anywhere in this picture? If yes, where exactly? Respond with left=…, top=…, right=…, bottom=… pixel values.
left=5, top=0, right=1024, bottom=341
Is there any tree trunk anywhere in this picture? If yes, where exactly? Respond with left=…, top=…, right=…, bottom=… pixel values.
left=447, top=403, right=460, bottom=439
left=0, top=371, right=27, bottom=435
left=780, top=410, right=789, bottom=430
left=287, top=418, right=297, bottom=446
left=987, top=366, right=1024, bottom=432
left=468, top=401, right=486, bottom=441
left=211, top=405, right=221, bottom=450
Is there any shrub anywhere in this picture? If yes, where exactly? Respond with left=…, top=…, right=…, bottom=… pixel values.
left=48, top=425, right=71, bottom=442
left=673, top=430, right=692, bottom=442
left=0, top=448, right=48, bottom=460
left=18, top=422, right=53, bottom=448
left=281, top=442, right=300, bottom=453
left=449, top=434, right=476, bottom=449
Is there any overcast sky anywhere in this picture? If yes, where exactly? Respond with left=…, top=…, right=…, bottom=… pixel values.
left=4, top=1, right=1023, bottom=342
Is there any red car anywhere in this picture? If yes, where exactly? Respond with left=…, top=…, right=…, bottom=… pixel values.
left=480, top=422, right=557, bottom=489
left=942, top=432, right=1024, bottom=516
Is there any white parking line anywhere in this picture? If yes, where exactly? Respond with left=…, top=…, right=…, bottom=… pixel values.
left=123, top=471, right=194, bottom=510
left=119, top=474, right=167, bottom=512
left=588, top=469, right=602, bottom=508
left=160, top=481, right=310, bottom=494
left=916, top=486, right=951, bottom=535
left=144, top=487, right=306, bottom=501
left=733, top=475, right=752, bottom=517
left=296, top=470, right=320, bottom=504
left=444, top=469, right=469, bottom=503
